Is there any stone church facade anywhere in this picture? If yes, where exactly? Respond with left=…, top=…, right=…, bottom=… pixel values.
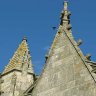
left=0, top=1, right=96, bottom=96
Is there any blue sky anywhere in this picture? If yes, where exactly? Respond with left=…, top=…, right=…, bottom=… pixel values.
left=0, top=0, right=96, bottom=74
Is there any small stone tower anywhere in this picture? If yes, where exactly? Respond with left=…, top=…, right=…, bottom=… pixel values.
left=0, top=38, right=35, bottom=96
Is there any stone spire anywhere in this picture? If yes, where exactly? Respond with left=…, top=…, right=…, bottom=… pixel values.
left=2, top=38, right=34, bottom=75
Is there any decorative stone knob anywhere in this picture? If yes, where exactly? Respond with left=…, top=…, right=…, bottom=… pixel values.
left=85, top=54, right=91, bottom=60
left=77, top=39, right=83, bottom=46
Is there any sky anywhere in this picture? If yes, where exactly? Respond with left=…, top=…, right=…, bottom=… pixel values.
left=0, top=0, right=96, bottom=75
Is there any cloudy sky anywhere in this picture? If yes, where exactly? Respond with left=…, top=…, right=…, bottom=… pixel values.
left=0, top=0, right=96, bottom=74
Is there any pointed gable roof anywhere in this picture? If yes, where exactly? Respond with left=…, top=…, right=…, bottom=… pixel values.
left=2, top=37, right=34, bottom=75
left=24, top=1, right=96, bottom=96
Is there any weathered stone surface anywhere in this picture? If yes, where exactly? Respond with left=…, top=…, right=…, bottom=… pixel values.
left=1, top=1, right=96, bottom=96
left=1, top=71, right=33, bottom=96
left=30, top=30, right=96, bottom=96
left=0, top=38, right=35, bottom=96
left=29, top=1, right=96, bottom=96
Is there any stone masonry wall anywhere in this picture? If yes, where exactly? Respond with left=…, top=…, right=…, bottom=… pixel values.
left=31, top=32, right=96, bottom=96
left=1, top=71, right=34, bottom=96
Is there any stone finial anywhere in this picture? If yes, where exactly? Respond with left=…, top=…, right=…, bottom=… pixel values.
left=45, top=54, right=49, bottom=62
left=77, top=39, right=83, bottom=46
left=60, top=0, right=70, bottom=27
left=85, top=54, right=91, bottom=60
left=64, top=0, right=68, bottom=11
left=23, top=36, right=27, bottom=42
